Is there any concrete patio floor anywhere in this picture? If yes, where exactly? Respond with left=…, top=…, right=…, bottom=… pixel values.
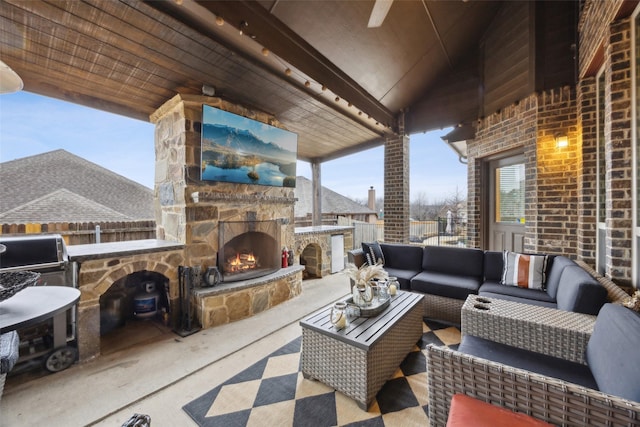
left=1, top=273, right=351, bottom=426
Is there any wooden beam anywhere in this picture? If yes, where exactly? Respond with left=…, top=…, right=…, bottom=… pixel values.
left=193, top=0, right=396, bottom=129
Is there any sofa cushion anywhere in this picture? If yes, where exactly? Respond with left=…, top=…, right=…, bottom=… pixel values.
left=544, top=256, right=576, bottom=298
left=501, top=251, right=549, bottom=290
left=479, top=283, right=556, bottom=304
left=422, top=246, right=484, bottom=277
left=380, top=243, right=423, bottom=271
left=458, top=335, right=598, bottom=390
left=586, top=303, right=640, bottom=402
left=411, top=271, right=481, bottom=300
left=555, top=265, right=607, bottom=314
left=383, top=267, right=420, bottom=291
left=483, top=251, right=504, bottom=282
left=362, top=241, right=385, bottom=265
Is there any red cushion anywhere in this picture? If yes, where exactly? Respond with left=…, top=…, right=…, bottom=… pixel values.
left=446, top=394, right=553, bottom=427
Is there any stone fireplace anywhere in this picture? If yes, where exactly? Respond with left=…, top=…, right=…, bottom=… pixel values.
left=150, top=94, right=303, bottom=330
left=219, top=219, right=281, bottom=282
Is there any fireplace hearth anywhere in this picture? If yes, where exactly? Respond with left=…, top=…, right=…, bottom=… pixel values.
left=218, top=220, right=281, bottom=282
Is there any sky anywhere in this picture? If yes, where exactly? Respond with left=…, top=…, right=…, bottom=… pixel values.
left=0, top=91, right=467, bottom=203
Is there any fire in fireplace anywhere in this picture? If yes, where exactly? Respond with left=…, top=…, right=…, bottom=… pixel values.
left=218, top=220, right=281, bottom=282
left=226, top=250, right=257, bottom=273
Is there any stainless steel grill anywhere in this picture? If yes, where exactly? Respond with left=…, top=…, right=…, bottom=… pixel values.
left=0, top=234, right=75, bottom=287
left=0, top=234, right=78, bottom=373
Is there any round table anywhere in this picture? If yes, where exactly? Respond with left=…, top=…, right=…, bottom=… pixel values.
left=0, top=286, right=80, bottom=372
left=0, top=286, right=80, bottom=332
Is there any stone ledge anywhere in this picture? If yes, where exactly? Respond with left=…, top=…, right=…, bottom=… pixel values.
left=295, top=225, right=354, bottom=235
left=193, top=191, right=297, bottom=205
left=193, top=265, right=304, bottom=297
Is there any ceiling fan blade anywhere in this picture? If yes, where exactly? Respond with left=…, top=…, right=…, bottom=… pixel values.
left=367, top=0, right=393, bottom=28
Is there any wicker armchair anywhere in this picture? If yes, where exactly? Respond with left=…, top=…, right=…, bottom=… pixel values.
left=426, top=344, right=640, bottom=427
left=427, top=298, right=640, bottom=427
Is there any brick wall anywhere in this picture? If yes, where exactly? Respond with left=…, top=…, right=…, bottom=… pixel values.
left=578, top=3, right=635, bottom=286
left=467, top=95, right=538, bottom=250
left=577, top=76, right=597, bottom=263
left=467, top=87, right=579, bottom=255
left=578, top=0, right=624, bottom=77
left=606, top=17, right=633, bottom=284
left=383, top=113, right=410, bottom=243
left=535, top=87, right=579, bottom=254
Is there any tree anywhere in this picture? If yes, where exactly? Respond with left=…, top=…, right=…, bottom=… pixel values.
left=410, top=191, right=430, bottom=220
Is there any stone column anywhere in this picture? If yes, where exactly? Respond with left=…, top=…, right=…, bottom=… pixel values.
left=150, top=94, right=193, bottom=244
left=150, top=94, right=297, bottom=268
left=384, top=113, right=410, bottom=243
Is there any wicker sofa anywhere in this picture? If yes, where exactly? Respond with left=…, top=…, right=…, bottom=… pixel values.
left=348, top=243, right=613, bottom=324
left=426, top=301, right=640, bottom=426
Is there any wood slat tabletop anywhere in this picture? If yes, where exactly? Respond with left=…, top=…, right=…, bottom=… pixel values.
left=300, top=291, right=423, bottom=351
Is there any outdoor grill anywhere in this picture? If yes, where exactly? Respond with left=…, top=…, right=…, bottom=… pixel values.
left=0, top=234, right=78, bottom=373
left=0, top=234, right=75, bottom=287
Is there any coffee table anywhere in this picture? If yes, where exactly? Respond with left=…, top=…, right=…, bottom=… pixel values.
left=299, top=291, right=423, bottom=410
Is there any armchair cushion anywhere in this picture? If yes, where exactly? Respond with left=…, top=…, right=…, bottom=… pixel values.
left=586, top=303, right=640, bottom=402
left=458, top=335, right=598, bottom=390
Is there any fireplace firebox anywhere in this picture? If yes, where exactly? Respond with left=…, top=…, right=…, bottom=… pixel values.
left=218, top=220, right=281, bottom=282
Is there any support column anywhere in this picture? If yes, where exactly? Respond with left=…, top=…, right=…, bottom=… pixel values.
left=384, top=113, right=410, bottom=243
left=311, top=161, right=322, bottom=226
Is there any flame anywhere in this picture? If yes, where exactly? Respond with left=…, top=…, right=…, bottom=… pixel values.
left=227, top=251, right=257, bottom=272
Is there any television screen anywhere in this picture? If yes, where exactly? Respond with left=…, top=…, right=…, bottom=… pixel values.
left=200, top=105, right=298, bottom=187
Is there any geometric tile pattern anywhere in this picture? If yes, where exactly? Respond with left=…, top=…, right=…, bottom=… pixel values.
left=183, top=319, right=461, bottom=427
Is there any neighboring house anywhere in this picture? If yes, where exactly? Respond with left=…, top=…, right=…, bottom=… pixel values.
left=0, top=152, right=373, bottom=227
left=294, top=176, right=376, bottom=226
left=0, top=150, right=154, bottom=223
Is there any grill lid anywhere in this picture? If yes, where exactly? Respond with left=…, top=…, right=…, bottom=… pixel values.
left=0, top=234, right=68, bottom=269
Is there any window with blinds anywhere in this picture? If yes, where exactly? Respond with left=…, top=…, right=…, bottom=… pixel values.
left=495, top=163, right=525, bottom=223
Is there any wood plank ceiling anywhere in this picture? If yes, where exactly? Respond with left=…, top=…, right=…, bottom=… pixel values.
left=0, top=0, right=501, bottom=163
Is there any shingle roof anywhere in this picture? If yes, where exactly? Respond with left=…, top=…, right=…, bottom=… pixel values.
left=294, top=176, right=375, bottom=218
left=0, top=150, right=153, bottom=223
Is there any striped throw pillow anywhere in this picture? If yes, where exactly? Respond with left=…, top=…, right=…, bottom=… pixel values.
left=501, top=251, right=549, bottom=290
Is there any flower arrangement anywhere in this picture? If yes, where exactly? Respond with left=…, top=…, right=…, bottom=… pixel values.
left=343, top=262, right=388, bottom=286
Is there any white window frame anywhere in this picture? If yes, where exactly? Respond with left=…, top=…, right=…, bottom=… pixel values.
left=596, top=65, right=607, bottom=275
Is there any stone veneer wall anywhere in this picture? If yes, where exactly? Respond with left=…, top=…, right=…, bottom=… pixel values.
left=294, top=226, right=354, bottom=278
left=75, top=248, right=185, bottom=361
left=195, top=266, right=303, bottom=328
left=150, top=94, right=300, bottom=328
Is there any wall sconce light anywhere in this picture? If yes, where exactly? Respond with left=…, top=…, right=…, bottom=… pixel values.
left=191, top=192, right=199, bottom=203
left=556, top=135, right=568, bottom=148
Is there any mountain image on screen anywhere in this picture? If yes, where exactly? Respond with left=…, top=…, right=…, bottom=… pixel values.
left=200, top=111, right=297, bottom=188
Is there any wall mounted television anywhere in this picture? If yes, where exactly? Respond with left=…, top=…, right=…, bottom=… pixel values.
left=200, top=105, right=298, bottom=187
